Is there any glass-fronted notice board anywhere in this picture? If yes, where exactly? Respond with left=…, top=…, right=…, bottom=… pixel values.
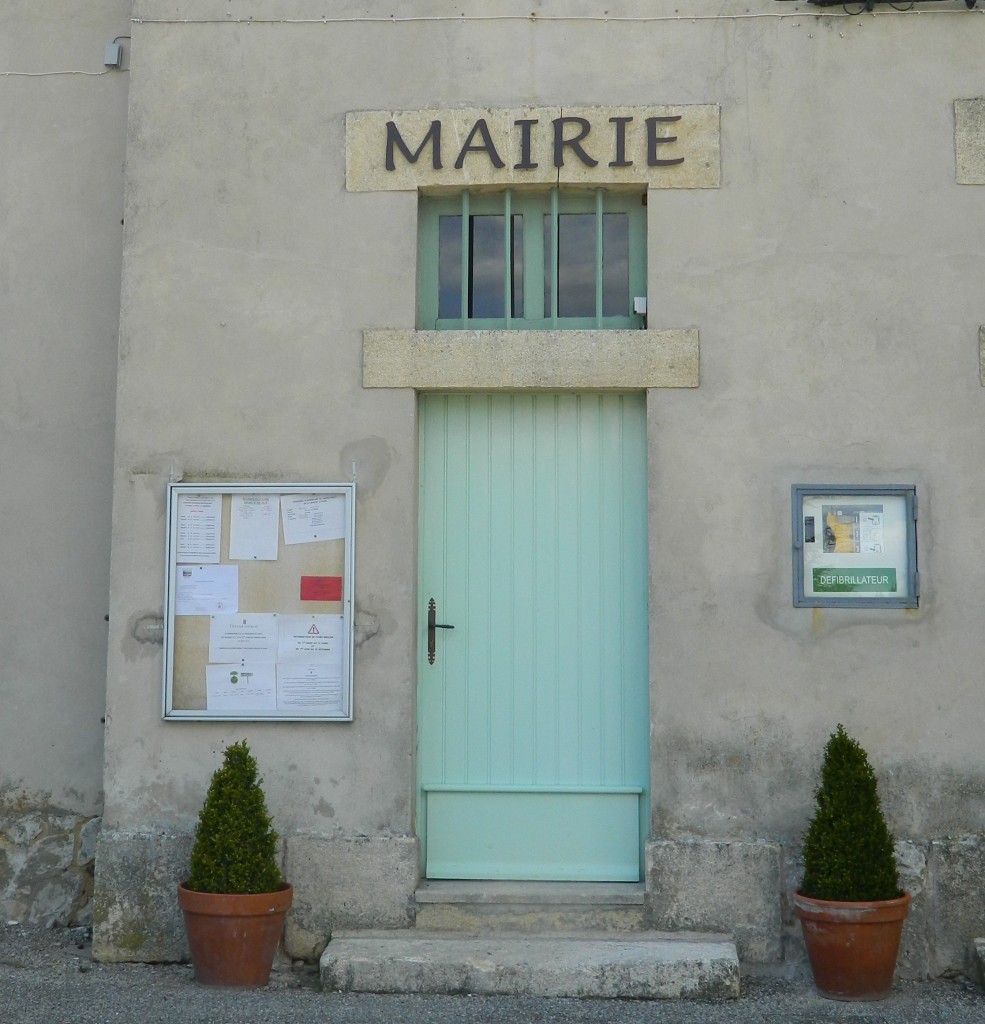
left=163, top=483, right=355, bottom=721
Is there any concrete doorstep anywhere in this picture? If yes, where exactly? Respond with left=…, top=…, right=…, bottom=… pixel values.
left=319, top=931, right=740, bottom=1000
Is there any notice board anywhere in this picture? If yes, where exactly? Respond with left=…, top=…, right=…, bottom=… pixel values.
left=163, top=483, right=355, bottom=721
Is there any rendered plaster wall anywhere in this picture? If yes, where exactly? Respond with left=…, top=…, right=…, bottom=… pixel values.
left=0, top=0, right=129, bottom=924
left=96, top=0, right=985, bottom=972
left=635, top=4, right=985, bottom=977
left=641, top=3, right=985, bottom=845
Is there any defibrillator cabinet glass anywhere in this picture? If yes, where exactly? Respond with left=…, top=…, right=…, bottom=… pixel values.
left=792, top=485, right=917, bottom=608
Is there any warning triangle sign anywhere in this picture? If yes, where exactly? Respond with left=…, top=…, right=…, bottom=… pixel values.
left=308, top=624, right=320, bottom=635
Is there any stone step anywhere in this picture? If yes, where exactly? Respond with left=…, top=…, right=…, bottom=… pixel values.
left=414, top=879, right=645, bottom=932
left=320, top=930, right=740, bottom=1000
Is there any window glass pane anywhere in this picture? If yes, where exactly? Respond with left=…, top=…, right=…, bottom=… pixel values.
left=602, top=213, right=629, bottom=317
left=438, top=215, right=462, bottom=319
left=551, top=213, right=596, bottom=319
left=469, top=215, right=505, bottom=318
left=429, top=192, right=642, bottom=329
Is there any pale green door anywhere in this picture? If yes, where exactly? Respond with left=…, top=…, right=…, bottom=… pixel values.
left=418, top=393, right=649, bottom=881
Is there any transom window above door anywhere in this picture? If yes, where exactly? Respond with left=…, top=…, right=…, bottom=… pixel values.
left=418, top=188, right=647, bottom=330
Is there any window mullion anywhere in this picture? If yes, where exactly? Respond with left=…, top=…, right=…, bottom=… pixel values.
left=460, top=190, right=470, bottom=327
left=629, top=192, right=647, bottom=325
left=550, top=188, right=559, bottom=327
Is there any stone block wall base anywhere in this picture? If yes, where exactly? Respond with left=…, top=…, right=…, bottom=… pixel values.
left=645, top=838, right=782, bottom=964
left=891, top=839, right=932, bottom=980
left=92, top=831, right=194, bottom=963
left=93, top=831, right=419, bottom=964
left=88, top=830, right=985, bottom=977
left=927, top=836, right=985, bottom=978
left=788, top=835, right=985, bottom=980
left=972, top=938, right=985, bottom=989
left=0, top=811, right=101, bottom=927
left=646, top=835, right=985, bottom=980
left=284, top=834, right=419, bottom=961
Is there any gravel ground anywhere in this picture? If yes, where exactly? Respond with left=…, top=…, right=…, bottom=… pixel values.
left=2, top=922, right=984, bottom=1024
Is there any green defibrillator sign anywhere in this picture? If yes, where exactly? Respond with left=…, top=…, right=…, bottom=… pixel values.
left=812, top=568, right=897, bottom=594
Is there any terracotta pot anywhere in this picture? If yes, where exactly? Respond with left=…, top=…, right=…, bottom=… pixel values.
left=177, top=881, right=293, bottom=987
left=793, top=890, right=911, bottom=1001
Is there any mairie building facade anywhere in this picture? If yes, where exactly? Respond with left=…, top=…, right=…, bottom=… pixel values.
left=3, top=0, right=985, bottom=979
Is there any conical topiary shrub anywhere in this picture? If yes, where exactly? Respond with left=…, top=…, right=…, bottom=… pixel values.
left=179, top=740, right=292, bottom=987
left=800, top=724, right=901, bottom=902
left=187, top=739, right=283, bottom=894
left=794, top=724, right=910, bottom=1001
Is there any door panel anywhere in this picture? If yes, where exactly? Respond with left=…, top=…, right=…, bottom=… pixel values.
left=425, top=790, right=642, bottom=880
left=418, top=393, right=649, bottom=880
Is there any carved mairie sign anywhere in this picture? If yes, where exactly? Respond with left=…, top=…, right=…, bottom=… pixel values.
left=346, top=105, right=720, bottom=191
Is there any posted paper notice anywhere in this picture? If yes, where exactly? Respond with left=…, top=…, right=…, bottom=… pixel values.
left=276, top=663, right=344, bottom=715
left=175, top=565, right=239, bottom=616
left=300, top=575, right=343, bottom=602
left=206, top=662, right=276, bottom=712
left=229, top=494, right=280, bottom=561
left=281, top=494, right=346, bottom=544
left=175, top=493, right=222, bottom=563
left=209, top=614, right=278, bottom=664
left=859, top=511, right=885, bottom=554
left=277, top=614, right=344, bottom=672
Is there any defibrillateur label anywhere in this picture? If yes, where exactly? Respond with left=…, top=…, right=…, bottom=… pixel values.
left=812, top=568, right=897, bottom=593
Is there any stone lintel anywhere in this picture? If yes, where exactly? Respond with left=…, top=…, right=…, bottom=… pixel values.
left=363, top=329, right=699, bottom=390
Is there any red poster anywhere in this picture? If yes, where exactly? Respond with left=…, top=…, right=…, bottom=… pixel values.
left=300, top=575, right=343, bottom=602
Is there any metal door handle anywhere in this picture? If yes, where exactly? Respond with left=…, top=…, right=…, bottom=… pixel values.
left=427, top=597, right=454, bottom=665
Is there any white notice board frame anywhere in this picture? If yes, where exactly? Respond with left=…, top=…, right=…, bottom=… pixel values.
left=163, top=482, right=356, bottom=721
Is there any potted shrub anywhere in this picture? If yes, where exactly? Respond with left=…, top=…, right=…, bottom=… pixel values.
left=177, top=740, right=293, bottom=987
left=793, top=724, right=911, bottom=1000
